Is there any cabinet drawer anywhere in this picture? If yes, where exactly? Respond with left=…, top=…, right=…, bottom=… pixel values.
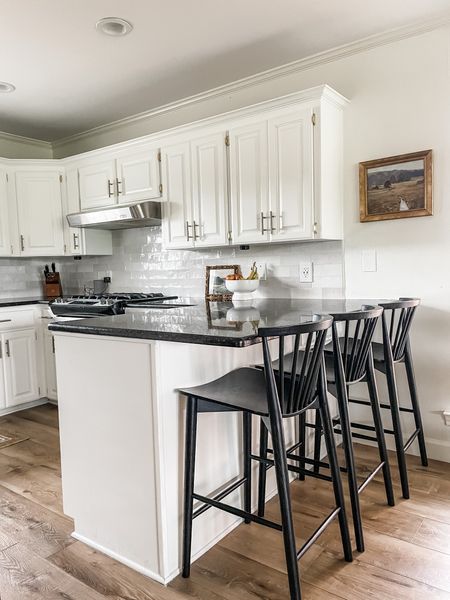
left=0, top=309, right=36, bottom=330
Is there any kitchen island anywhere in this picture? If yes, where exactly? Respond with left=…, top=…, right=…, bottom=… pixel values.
left=49, top=297, right=378, bottom=584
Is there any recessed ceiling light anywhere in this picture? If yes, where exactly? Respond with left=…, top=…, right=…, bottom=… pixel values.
left=0, top=82, right=15, bottom=93
left=96, top=17, right=133, bottom=37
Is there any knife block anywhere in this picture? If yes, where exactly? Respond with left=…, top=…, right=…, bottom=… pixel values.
left=44, top=272, right=63, bottom=300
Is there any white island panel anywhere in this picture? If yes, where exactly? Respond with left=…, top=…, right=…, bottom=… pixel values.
left=54, top=332, right=288, bottom=584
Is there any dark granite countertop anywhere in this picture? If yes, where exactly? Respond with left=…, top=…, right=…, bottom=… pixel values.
left=0, top=297, right=49, bottom=308
left=48, top=297, right=392, bottom=348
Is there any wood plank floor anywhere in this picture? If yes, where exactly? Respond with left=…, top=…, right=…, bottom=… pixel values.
left=0, top=404, right=448, bottom=599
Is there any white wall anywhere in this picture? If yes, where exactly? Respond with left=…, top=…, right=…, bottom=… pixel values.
left=57, top=26, right=450, bottom=460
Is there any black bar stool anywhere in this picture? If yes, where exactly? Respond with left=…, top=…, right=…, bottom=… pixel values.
left=257, top=306, right=395, bottom=554
left=348, top=298, right=427, bottom=499
left=178, top=314, right=352, bottom=600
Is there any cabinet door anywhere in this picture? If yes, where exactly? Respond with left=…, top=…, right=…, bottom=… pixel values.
left=229, top=121, right=269, bottom=244
left=116, top=149, right=161, bottom=204
left=79, top=160, right=116, bottom=210
left=2, top=329, right=39, bottom=407
left=44, top=329, right=57, bottom=401
left=15, top=171, right=65, bottom=256
left=191, top=133, right=228, bottom=247
left=0, top=168, right=11, bottom=256
left=161, top=143, right=194, bottom=249
left=268, top=110, right=314, bottom=241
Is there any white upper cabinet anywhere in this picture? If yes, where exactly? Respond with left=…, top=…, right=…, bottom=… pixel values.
left=229, top=121, right=269, bottom=244
left=63, top=168, right=112, bottom=256
left=116, top=149, right=161, bottom=204
left=268, top=109, right=314, bottom=242
left=161, top=142, right=193, bottom=249
left=15, top=170, right=65, bottom=256
left=0, top=85, right=346, bottom=256
left=79, top=148, right=161, bottom=211
left=0, top=168, right=11, bottom=256
left=190, top=133, right=228, bottom=247
left=79, top=160, right=116, bottom=210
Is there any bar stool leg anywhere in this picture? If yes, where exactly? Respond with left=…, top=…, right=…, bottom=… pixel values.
left=182, top=396, right=198, bottom=578
left=243, top=412, right=252, bottom=523
left=268, top=400, right=302, bottom=599
left=257, top=418, right=269, bottom=517
left=313, top=410, right=322, bottom=475
left=333, top=375, right=364, bottom=552
left=404, top=341, right=428, bottom=467
left=366, top=352, right=395, bottom=507
left=298, top=413, right=306, bottom=481
left=319, top=368, right=353, bottom=563
left=384, top=351, right=409, bottom=499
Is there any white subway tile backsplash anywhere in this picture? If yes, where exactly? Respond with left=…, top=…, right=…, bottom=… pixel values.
left=0, top=227, right=344, bottom=299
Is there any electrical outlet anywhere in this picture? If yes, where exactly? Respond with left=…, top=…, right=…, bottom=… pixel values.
left=299, top=262, right=313, bottom=283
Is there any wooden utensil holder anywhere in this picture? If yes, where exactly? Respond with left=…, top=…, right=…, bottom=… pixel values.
left=44, top=272, right=63, bottom=299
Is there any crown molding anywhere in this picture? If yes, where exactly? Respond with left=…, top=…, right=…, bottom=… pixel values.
left=52, top=12, right=450, bottom=152
left=0, top=129, right=52, bottom=151
left=58, top=84, right=348, bottom=164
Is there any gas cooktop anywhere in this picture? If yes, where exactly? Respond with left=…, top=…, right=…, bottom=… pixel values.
left=50, top=292, right=179, bottom=317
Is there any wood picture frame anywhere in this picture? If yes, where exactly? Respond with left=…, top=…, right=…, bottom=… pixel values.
left=205, top=264, right=240, bottom=301
left=359, top=149, right=432, bottom=222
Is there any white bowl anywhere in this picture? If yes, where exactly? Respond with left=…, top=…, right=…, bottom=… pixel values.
left=225, top=278, right=260, bottom=300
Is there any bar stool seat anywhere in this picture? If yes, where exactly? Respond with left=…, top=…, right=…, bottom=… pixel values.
left=179, top=367, right=290, bottom=416
left=179, top=314, right=353, bottom=600
left=327, top=298, right=428, bottom=500
left=324, top=340, right=385, bottom=369
left=272, top=352, right=337, bottom=384
left=257, top=305, right=395, bottom=555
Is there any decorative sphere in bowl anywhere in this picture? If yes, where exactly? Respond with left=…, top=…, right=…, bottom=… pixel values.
left=225, top=278, right=260, bottom=300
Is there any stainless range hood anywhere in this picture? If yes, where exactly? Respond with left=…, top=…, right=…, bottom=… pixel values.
left=67, top=200, right=162, bottom=230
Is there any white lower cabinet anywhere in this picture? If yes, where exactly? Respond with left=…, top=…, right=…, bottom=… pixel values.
left=44, top=328, right=57, bottom=401
left=2, top=329, right=39, bottom=408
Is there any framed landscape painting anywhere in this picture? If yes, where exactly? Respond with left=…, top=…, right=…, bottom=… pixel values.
left=359, top=150, right=432, bottom=222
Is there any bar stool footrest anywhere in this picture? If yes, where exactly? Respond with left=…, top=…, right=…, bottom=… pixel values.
left=193, top=477, right=247, bottom=519
left=348, top=397, right=415, bottom=414
left=192, top=492, right=282, bottom=531
left=297, top=507, right=341, bottom=559
left=404, top=428, right=420, bottom=452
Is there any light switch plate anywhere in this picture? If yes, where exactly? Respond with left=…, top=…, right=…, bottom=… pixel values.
left=361, top=249, right=377, bottom=272
left=256, top=263, right=267, bottom=281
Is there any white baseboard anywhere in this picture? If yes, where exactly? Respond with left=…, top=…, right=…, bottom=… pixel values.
left=164, top=479, right=282, bottom=584
left=71, top=531, right=167, bottom=585
left=0, top=398, right=48, bottom=417
left=352, top=431, right=450, bottom=463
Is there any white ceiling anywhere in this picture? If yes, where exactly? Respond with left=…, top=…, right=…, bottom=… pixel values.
left=1, top=0, right=449, bottom=141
